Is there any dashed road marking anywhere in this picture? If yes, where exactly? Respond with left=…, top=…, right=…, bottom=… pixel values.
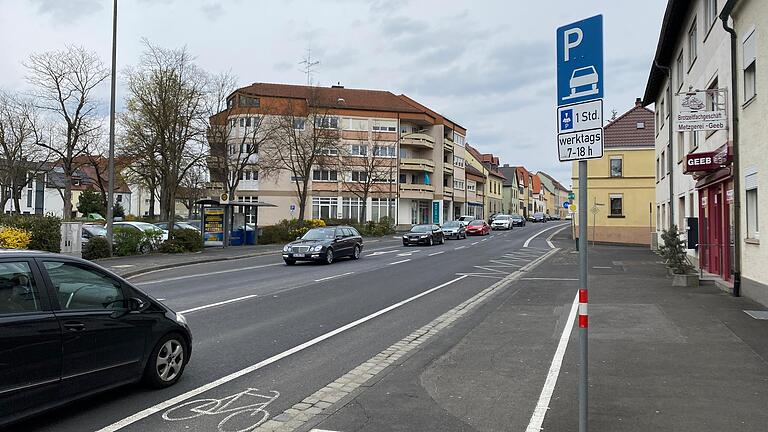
left=428, top=251, right=445, bottom=256
left=134, top=263, right=282, bottom=285
left=397, top=249, right=421, bottom=256
left=180, top=294, right=260, bottom=314
left=455, top=246, right=466, bottom=250
left=314, top=272, right=354, bottom=282
left=366, top=249, right=400, bottom=257
left=387, top=259, right=411, bottom=266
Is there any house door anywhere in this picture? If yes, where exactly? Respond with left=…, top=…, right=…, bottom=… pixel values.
left=709, top=189, right=722, bottom=276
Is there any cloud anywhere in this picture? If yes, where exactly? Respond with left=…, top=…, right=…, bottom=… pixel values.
left=30, top=0, right=103, bottom=23
left=200, top=2, right=224, bottom=21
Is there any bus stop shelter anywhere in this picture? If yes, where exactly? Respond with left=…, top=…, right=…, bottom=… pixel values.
left=194, top=198, right=277, bottom=247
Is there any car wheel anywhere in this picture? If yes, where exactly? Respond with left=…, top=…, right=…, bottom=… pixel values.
left=139, top=243, right=151, bottom=255
left=284, top=259, right=296, bottom=265
left=351, top=244, right=361, bottom=259
left=144, top=333, right=188, bottom=388
left=324, top=248, right=334, bottom=264
left=403, top=241, right=408, bottom=247
left=439, top=236, right=445, bottom=245
left=427, top=237, right=433, bottom=246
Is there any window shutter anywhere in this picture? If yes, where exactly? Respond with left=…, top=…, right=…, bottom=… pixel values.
left=743, top=31, right=756, bottom=69
left=745, top=173, right=758, bottom=191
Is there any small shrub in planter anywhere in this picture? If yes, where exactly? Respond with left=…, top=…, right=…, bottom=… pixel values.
left=82, top=237, right=111, bottom=260
left=158, top=239, right=186, bottom=254
left=658, top=226, right=694, bottom=274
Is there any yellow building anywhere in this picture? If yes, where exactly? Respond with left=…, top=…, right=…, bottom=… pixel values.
left=572, top=101, right=656, bottom=245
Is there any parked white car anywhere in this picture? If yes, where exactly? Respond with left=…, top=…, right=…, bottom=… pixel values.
left=113, top=221, right=169, bottom=241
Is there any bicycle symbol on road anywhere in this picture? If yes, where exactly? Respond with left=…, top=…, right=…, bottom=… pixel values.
left=162, top=388, right=280, bottom=432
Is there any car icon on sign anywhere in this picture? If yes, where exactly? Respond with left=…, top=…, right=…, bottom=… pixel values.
left=563, top=65, right=599, bottom=101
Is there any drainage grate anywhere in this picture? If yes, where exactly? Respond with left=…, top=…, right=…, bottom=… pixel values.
left=743, top=310, right=768, bottom=320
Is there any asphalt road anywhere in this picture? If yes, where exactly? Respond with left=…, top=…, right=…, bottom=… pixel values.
left=9, top=221, right=569, bottom=432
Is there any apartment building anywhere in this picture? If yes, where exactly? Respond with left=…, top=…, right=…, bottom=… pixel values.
left=531, top=174, right=545, bottom=214
left=644, top=0, right=735, bottom=283
left=464, top=144, right=492, bottom=219
left=572, top=99, right=657, bottom=245
left=207, top=83, right=468, bottom=228
left=478, top=152, right=506, bottom=216
left=723, top=0, right=767, bottom=305
left=538, top=171, right=571, bottom=219
left=515, top=166, right=532, bottom=218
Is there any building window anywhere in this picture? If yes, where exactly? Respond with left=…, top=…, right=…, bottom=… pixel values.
left=744, top=30, right=757, bottom=102
left=316, top=147, right=339, bottom=156
left=370, top=198, right=395, bottom=222
left=705, top=0, right=717, bottom=30
left=659, top=98, right=666, bottom=125
left=372, top=145, right=396, bottom=157
left=677, top=132, right=685, bottom=162
left=312, top=197, right=336, bottom=220
left=453, top=179, right=465, bottom=190
left=312, top=170, right=338, bottom=181
left=706, top=78, right=719, bottom=111
left=453, top=133, right=465, bottom=146
left=342, top=118, right=368, bottom=131
left=610, top=156, right=623, bottom=177
left=660, top=150, right=666, bottom=178
left=688, top=19, right=697, bottom=66
left=637, top=121, right=645, bottom=129
left=350, top=171, right=367, bottom=182
left=314, top=116, right=339, bottom=129
left=467, top=181, right=476, bottom=192
left=240, top=169, right=259, bottom=181
left=678, top=196, right=686, bottom=230
left=453, top=156, right=465, bottom=168
left=293, top=118, right=306, bottom=130
left=239, top=95, right=260, bottom=107
left=371, top=119, right=396, bottom=132
left=746, top=169, right=759, bottom=239
left=691, top=131, right=700, bottom=150
left=116, top=194, right=123, bottom=203
left=342, top=197, right=363, bottom=222
left=676, top=51, right=684, bottom=89
left=350, top=144, right=367, bottom=156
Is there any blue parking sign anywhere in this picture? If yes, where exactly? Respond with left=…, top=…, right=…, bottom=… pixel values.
left=560, top=109, right=573, bottom=130
left=556, top=15, right=603, bottom=105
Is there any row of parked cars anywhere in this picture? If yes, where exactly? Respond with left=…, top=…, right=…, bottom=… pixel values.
left=81, top=221, right=201, bottom=248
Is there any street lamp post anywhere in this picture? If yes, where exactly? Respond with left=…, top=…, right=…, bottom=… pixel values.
left=106, top=0, right=117, bottom=250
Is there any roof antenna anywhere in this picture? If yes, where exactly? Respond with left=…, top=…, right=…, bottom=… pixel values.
left=299, top=46, right=320, bottom=86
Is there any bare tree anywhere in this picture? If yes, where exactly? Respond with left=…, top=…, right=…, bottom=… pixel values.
left=122, top=40, right=209, bottom=225
left=24, top=46, right=109, bottom=219
left=206, top=72, right=277, bottom=200
left=262, top=94, right=341, bottom=221
left=119, top=105, right=161, bottom=218
left=339, top=132, right=397, bottom=222
left=176, top=162, right=207, bottom=218
left=0, top=91, right=51, bottom=213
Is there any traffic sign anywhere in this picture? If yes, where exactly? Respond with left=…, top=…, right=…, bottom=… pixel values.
left=558, top=127, right=604, bottom=161
left=557, top=15, right=603, bottom=106
left=563, top=201, right=570, bottom=209
left=568, top=192, right=576, bottom=200
left=569, top=203, right=577, bottom=212
left=558, top=99, right=603, bottom=134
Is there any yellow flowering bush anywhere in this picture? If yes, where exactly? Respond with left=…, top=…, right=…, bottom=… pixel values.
left=0, top=226, right=32, bottom=249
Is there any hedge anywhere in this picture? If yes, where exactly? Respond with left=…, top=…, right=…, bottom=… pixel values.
left=82, top=236, right=111, bottom=260
left=0, top=215, right=61, bottom=253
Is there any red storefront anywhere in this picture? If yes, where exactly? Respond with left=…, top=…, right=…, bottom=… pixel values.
left=685, top=145, right=734, bottom=282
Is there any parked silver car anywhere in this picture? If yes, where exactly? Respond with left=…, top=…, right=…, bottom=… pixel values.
left=441, top=221, right=467, bottom=239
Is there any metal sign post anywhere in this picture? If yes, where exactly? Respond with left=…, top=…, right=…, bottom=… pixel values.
left=557, top=14, right=604, bottom=432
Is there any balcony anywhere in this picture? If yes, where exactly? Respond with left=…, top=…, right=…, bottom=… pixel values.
left=400, top=158, right=435, bottom=173
left=443, top=136, right=455, bottom=152
left=443, top=187, right=453, bottom=197
left=400, top=133, right=435, bottom=149
left=443, top=164, right=453, bottom=175
left=399, top=183, right=435, bottom=200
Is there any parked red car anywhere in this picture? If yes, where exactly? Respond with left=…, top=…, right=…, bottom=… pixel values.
left=465, top=219, right=491, bottom=236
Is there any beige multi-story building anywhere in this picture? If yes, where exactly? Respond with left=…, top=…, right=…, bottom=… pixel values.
left=207, top=83, right=469, bottom=228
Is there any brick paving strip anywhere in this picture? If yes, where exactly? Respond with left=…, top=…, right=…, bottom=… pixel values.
left=255, top=247, right=560, bottom=432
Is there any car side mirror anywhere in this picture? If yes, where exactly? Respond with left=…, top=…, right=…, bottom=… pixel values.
left=335, top=235, right=343, bottom=241
left=128, top=297, right=148, bottom=312
left=296, top=236, right=301, bottom=241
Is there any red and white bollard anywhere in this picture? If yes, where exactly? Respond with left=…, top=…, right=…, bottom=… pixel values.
left=578, top=289, right=588, bottom=328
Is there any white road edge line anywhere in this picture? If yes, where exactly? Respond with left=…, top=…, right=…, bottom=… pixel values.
left=387, top=259, right=411, bottom=266
left=428, top=251, right=445, bottom=256
left=546, top=225, right=571, bottom=249
left=133, top=263, right=282, bottom=285
left=523, top=223, right=569, bottom=248
left=525, top=291, right=579, bottom=432
left=520, top=277, right=579, bottom=281
left=179, top=294, right=260, bottom=314
left=96, top=275, right=470, bottom=432
left=314, top=272, right=354, bottom=282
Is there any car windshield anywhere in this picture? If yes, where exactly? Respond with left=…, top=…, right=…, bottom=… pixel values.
left=495, top=215, right=509, bottom=220
left=443, top=221, right=460, bottom=228
left=84, top=225, right=107, bottom=236
left=301, top=227, right=337, bottom=240
left=469, top=220, right=484, bottom=226
left=122, top=222, right=159, bottom=231
left=410, top=225, right=431, bottom=233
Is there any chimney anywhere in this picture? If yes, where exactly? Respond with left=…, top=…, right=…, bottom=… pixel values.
left=503, top=163, right=509, bottom=167
left=331, top=82, right=344, bottom=89
left=635, top=97, right=642, bottom=107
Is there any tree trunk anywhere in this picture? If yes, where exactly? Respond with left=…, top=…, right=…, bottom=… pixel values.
left=148, top=187, right=156, bottom=218
left=63, top=181, right=73, bottom=220
left=12, top=195, right=21, bottom=215
left=297, top=179, right=308, bottom=222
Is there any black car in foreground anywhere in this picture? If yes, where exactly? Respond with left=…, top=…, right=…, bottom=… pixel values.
left=0, top=250, right=192, bottom=428
left=403, top=224, right=445, bottom=246
left=282, top=226, right=363, bottom=265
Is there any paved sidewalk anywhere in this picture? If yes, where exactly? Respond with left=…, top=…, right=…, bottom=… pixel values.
left=301, top=232, right=768, bottom=432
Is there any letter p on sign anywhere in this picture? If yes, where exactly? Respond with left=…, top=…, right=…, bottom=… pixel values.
left=564, top=28, right=583, bottom=61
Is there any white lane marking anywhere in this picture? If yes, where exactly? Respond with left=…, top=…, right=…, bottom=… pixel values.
left=525, top=291, right=579, bottom=432
left=455, top=246, right=466, bottom=250
left=456, top=273, right=506, bottom=279
left=367, top=249, right=400, bottom=257
left=546, top=225, right=571, bottom=248
left=387, top=259, right=411, bottom=266
left=179, top=294, right=260, bottom=314
left=520, top=277, right=579, bottom=281
left=314, top=272, right=354, bottom=282
left=428, top=251, right=445, bottom=256
left=593, top=266, right=612, bottom=269
left=133, top=263, right=282, bottom=285
left=471, top=242, right=479, bottom=246
left=523, top=223, right=569, bottom=248
left=397, top=249, right=421, bottom=256
left=481, top=238, right=488, bottom=242
left=473, top=266, right=508, bottom=274
left=97, top=275, right=469, bottom=432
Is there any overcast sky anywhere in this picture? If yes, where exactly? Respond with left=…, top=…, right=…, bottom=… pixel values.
left=0, top=0, right=666, bottom=186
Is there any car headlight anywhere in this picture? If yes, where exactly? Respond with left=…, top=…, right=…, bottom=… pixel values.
left=283, top=245, right=290, bottom=252
left=420, top=234, right=428, bottom=238
left=176, top=312, right=187, bottom=325
left=402, top=235, right=408, bottom=239
left=312, top=245, right=323, bottom=252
